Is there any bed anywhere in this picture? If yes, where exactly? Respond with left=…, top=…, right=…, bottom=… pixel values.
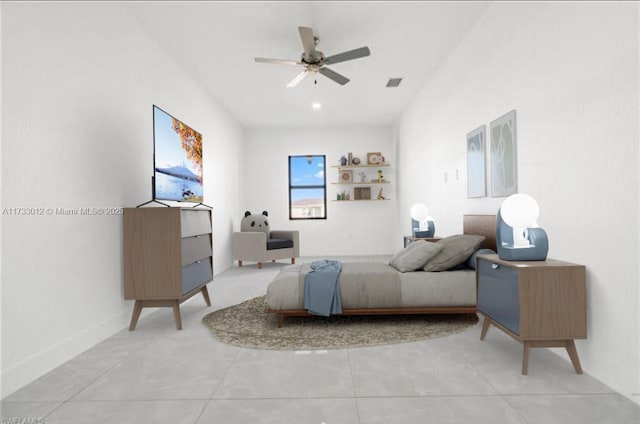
left=266, top=215, right=497, bottom=327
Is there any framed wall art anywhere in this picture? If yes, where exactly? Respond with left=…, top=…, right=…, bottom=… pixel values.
left=490, top=110, right=517, bottom=197
left=339, top=170, right=353, bottom=183
left=366, top=152, right=382, bottom=165
left=466, top=125, right=486, bottom=198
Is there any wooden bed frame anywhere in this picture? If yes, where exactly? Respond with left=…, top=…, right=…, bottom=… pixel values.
left=267, top=214, right=497, bottom=327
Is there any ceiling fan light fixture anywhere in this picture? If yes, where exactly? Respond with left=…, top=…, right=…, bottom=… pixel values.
left=255, top=26, right=370, bottom=88
left=311, top=102, right=322, bottom=110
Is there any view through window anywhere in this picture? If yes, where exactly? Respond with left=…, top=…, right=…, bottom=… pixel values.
left=288, top=155, right=326, bottom=219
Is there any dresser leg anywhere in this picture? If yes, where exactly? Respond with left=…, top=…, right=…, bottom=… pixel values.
left=172, top=300, right=182, bottom=331
left=565, top=340, right=583, bottom=374
left=480, top=317, right=491, bottom=340
left=201, top=286, right=212, bottom=307
left=129, top=300, right=143, bottom=331
left=522, top=341, right=531, bottom=375
left=291, top=258, right=295, bottom=264
left=258, top=262, right=263, bottom=269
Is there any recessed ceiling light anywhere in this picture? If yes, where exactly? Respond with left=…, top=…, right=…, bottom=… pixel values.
left=311, top=102, right=322, bottom=110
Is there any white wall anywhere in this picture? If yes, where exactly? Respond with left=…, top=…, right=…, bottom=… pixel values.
left=243, top=127, right=396, bottom=256
left=1, top=2, right=243, bottom=397
left=395, top=2, right=639, bottom=401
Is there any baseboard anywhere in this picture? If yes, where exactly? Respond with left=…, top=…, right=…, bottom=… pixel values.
left=0, top=309, right=131, bottom=399
left=550, top=345, right=638, bottom=403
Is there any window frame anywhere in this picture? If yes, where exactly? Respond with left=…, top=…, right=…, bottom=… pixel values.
left=288, top=154, right=327, bottom=220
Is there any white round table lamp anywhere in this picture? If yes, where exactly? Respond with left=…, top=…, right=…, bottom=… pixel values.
left=500, top=194, right=539, bottom=248
left=410, top=203, right=429, bottom=223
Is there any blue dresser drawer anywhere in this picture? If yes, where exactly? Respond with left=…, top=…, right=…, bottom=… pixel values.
left=477, top=258, right=520, bottom=335
left=182, top=258, right=213, bottom=294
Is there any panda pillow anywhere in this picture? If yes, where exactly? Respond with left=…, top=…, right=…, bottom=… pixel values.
left=240, top=210, right=270, bottom=235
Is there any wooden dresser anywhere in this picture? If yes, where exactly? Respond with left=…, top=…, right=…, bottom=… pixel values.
left=123, top=207, right=213, bottom=330
left=476, top=254, right=586, bottom=374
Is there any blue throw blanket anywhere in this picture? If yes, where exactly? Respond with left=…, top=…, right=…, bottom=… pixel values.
left=303, top=260, right=342, bottom=317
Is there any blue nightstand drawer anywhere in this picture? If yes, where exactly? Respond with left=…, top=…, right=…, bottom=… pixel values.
left=182, top=258, right=212, bottom=294
left=477, top=258, right=520, bottom=335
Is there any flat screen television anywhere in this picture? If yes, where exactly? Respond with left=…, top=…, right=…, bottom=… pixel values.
left=152, top=105, right=203, bottom=203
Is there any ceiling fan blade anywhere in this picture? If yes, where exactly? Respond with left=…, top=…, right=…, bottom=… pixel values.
left=324, top=46, right=371, bottom=65
left=286, top=69, right=310, bottom=88
left=298, top=26, right=316, bottom=55
left=255, top=57, right=302, bottom=66
left=318, top=67, right=350, bottom=85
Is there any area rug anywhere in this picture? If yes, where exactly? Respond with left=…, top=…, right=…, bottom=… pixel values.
left=202, top=296, right=478, bottom=350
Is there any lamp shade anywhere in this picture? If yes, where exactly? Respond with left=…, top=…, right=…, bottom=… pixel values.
left=500, top=194, right=539, bottom=228
left=410, top=203, right=429, bottom=221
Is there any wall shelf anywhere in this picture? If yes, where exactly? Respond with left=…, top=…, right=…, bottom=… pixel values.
left=331, top=199, right=391, bottom=202
left=334, top=157, right=391, bottom=201
left=332, top=163, right=390, bottom=169
left=331, top=181, right=390, bottom=185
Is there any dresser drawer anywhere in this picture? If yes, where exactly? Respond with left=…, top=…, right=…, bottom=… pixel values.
left=182, top=258, right=212, bottom=294
left=181, top=234, right=212, bottom=266
left=477, top=259, right=520, bottom=335
left=181, top=210, right=211, bottom=237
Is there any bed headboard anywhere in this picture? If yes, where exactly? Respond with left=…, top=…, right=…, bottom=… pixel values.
left=463, top=215, right=497, bottom=251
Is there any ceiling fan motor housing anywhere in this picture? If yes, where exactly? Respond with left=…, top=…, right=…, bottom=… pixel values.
left=302, top=49, right=324, bottom=65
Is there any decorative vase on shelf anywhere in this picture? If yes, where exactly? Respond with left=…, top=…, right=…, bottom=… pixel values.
left=340, top=155, right=347, bottom=166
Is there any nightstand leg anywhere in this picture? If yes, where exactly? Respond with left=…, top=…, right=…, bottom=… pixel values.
left=565, top=340, right=583, bottom=374
left=172, top=300, right=182, bottom=331
left=522, top=341, right=531, bottom=375
left=129, top=300, right=143, bottom=331
left=480, top=317, right=491, bottom=340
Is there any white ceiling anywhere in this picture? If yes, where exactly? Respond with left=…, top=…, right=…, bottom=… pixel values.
left=125, top=2, right=489, bottom=129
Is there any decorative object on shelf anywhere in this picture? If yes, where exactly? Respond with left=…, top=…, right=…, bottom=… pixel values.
left=380, top=155, right=386, bottom=164
left=377, top=188, right=385, bottom=200
left=410, top=203, right=435, bottom=237
left=467, top=125, right=486, bottom=198
left=348, top=152, right=353, bottom=165
left=358, top=171, right=366, bottom=183
left=340, top=155, right=347, bottom=166
left=377, top=169, right=384, bottom=183
left=367, top=152, right=382, bottom=165
left=496, top=193, right=548, bottom=261
left=490, top=110, right=517, bottom=197
left=352, top=157, right=361, bottom=165
left=354, top=187, right=371, bottom=200
left=339, top=170, right=353, bottom=183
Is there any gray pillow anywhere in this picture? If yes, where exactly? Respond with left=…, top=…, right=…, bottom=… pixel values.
left=389, top=241, right=424, bottom=267
left=423, top=234, right=486, bottom=272
left=390, top=241, right=444, bottom=273
left=466, top=248, right=497, bottom=270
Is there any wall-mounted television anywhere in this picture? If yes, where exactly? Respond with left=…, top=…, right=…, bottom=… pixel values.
left=152, top=105, right=203, bottom=203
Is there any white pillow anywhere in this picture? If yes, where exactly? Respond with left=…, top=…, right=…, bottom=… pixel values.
left=390, top=241, right=444, bottom=272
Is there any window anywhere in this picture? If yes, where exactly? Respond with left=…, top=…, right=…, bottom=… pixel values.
left=288, top=155, right=327, bottom=219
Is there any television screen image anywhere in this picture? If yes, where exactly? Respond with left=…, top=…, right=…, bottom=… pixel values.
left=153, top=105, right=203, bottom=202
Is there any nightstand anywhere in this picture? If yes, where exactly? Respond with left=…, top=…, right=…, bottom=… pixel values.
left=403, top=236, right=440, bottom=247
left=476, top=254, right=586, bottom=375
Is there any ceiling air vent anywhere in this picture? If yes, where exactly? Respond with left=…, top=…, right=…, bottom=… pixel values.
left=386, top=78, right=403, bottom=88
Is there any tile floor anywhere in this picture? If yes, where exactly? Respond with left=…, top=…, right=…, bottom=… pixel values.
left=2, top=257, right=639, bottom=424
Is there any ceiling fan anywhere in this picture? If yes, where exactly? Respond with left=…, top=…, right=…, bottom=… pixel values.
left=255, top=26, right=371, bottom=87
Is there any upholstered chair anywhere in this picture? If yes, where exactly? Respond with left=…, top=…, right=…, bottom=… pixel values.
left=232, top=211, right=299, bottom=269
